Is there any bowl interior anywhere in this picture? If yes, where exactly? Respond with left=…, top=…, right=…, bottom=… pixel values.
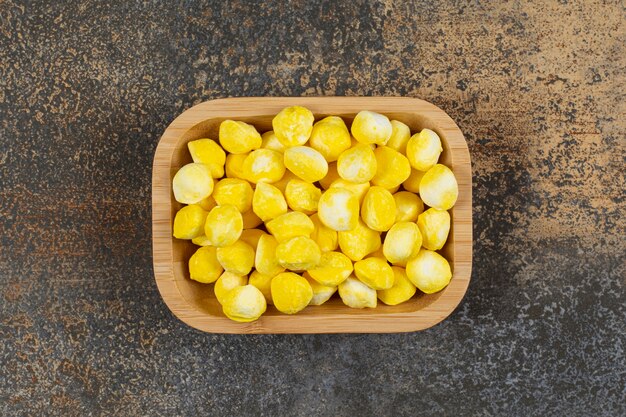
left=168, top=111, right=458, bottom=319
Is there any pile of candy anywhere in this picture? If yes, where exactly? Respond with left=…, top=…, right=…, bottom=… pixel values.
left=172, top=106, right=458, bottom=322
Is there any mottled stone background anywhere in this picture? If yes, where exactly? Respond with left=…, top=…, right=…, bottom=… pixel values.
left=1, top=0, right=624, bottom=415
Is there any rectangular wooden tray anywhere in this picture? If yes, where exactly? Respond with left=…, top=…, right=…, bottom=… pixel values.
left=152, top=97, right=472, bottom=333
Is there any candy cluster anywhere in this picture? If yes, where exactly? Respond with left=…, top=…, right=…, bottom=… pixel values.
left=172, top=107, right=458, bottom=322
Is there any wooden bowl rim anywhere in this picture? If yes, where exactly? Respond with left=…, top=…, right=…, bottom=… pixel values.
left=152, top=96, right=472, bottom=334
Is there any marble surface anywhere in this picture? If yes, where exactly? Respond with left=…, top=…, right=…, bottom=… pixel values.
left=1, top=1, right=624, bottom=415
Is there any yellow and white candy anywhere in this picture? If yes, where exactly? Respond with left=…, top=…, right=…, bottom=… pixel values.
left=275, top=236, right=321, bottom=271
left=173, top=204, right=208, bottom=239
left=306, top=251, right=353, bottom=286
left=419, top=164, right=458, bottom=210
left=187, top=138, right=226, bottom=178
left=386, top=120, right=411, bottom=154
left=371, top=146, right=411, bottom=189
left=406, top=249, right=452, bottom=294
left=354, top=257, right=394, bottom=290
left=417, top=208, right=450, bottom=251
left=216, top=240, right=255, bottom=276
left=318, top=188, right=360, bottom=232
left=383, top=222, right=422, bottom=264
left=336, top=143, right=377, bottom=184
left=172, top=163, right=214, bottom=204
left=361, top=186, right=396, bottom=232
left=221, top=285, right=267, bottom=322
left=212, top=178, right=254, bottom=213
left=204, top=205, right=243, bottom=247
left=255, top=234, right=285, bottom=276
left=393, top=191, right=424, bottom=223
left=406, top=128, right=442, bottom=171
left=377, top=267, right=416, bottom=306
left=284, top=146, right=328, bottom=183
left=219, top=120, right=262, bottom=154
left=285, top=179, right=322, bottom=214
left=272, top=106, right=314, bottom=147
left=252, top=182, right=288, bottom=222
left=265, top=211, right=314, bottom=242
left=351, top=110, right=392, bottom=145
left=309, top=116, right=352, bottom=162
left=188, top=246, right=223, bottom=284
left=271, top=272, right=313, bottom=314
left=337, top=219, right=381, bottom=262
left=243, top=149, right=286, bottom=184
left=338, top=276, right=377, bottom=308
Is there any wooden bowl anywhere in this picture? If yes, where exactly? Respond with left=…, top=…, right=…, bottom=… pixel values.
left=152, top=97, right=472, bottom=333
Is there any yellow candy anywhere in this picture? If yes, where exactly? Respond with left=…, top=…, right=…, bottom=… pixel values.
left=187, top=138, right=226, bottom=178
left=214, top=271, right=247, bottom=305
left=361, top=186, right=396, bottom=232
left=419, top=164, right=458, bottom=210
left=377, top=267, right=417, bottom=305
left=336, top=144, right=377, bottom=183
left=319, top=162, right=340, bottom=189
left=239, top=229, right=266, bottom=250
left=212, top=178, right=254, bottom=213
left=382, top=222, right=422, bottom=264
left=261, top=130, right=287, bottom=153
left=272, top=106, right=314, bottom=147
left=222, top=285, right=267, bottom=322
left=249, top=270, right=274, bottom=304
left=350, top=110, right=393, bottom=145
left=354, top=257, right=394, bottom=290
left=191, top=235, right=211, bottom=246
left=188, top=246, right=223, bottom=284
left=275, top=236, right=321, bottom=271
left=403, top=169, right=426, bottom=193
left=393, top=191, right=424, bottom=222
left=216, top=240, right=255, bottom=275
left=271, top=170, right=298, bottom=194
left=271, top=272, right=313, bottom=314
left=309, top=213, right=338, bottom=252
left=197, top=196, right=216, bottom=211
left=309, top=116, right=352, bottom=162
left=371, top=146, right=411, bottom=189
left=406, top=249, right=452, bottom=294
left=417, top=208, right=451, bottom=251
left=172, top=163, right=214, bottom=204
left=252, top=182, right=288, bottom=221
left=243, top=149, right=286, bottom=184
left=173, top=204, right=208, bottom=239
left=318, top=188, right=359, bottom=231
left=285, top=179, right=322, bottom=214
left=284, top=146, right=328, bottom=183
left=386, top=120, right=411, bottom=154
left=338, top=276, right=377, bottom=308
left=265, top=211, right=314, bottom=242
left=204, top=205, right=243, bottom=247
left=406, top=128, right=442, bottom=171
left=338, top=219, right=381, bottom=261
left=329, top=179, right=370, bottom=204
left=304, top=272, right=337, bottom=306
left=225, top=153, right=248, bottom=180
left=242, top=210, right=263, bottom=229
left=306, top=251, right=353, bottom=286
left=255, top=234, right=285, bottom=276
left=219, top=120, right=262, bottom=154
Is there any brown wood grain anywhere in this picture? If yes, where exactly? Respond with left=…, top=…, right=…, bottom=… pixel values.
left=152, top=97, right=472, bottom=334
